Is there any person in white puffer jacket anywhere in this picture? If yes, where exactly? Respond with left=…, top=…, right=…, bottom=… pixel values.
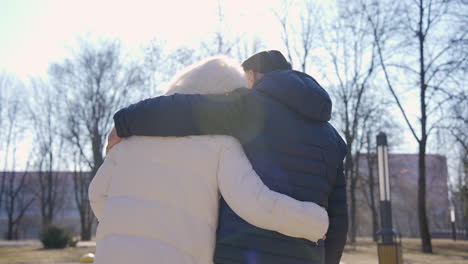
left=89, top=56, right=329, bottom=264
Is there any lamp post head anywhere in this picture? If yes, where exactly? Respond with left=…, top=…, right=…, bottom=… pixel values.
left=377, top=132, right=388, bottom=146
left=377, top=132, right=390, bottom=202
left=450, top=206, right=456, bottom=223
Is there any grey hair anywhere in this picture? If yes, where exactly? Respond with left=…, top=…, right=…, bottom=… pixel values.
left=164, top=56, right=247, bottom=96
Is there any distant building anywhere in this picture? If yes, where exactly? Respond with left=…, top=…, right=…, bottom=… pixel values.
left=0, top=153, right=453, bottom=240
left=0, top=171, right=95, bottom=239
left=355, top=153, right=451, bottom=237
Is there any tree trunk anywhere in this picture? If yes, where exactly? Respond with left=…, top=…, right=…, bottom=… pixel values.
left=418, top=140, right=432, bottom=252
left=78, top=129, right=102, bottom=241
left=350, top=178, right=357, bottom=242
left=81, top=224, right=92, bottom=241
left=417, top=0, right=433, bottom=253
left=462, top=185, right=468, bottom=239
left=79, top=204, right=94, bottom=241
left=6, top=219, right=14, bottom=240
left=368, top=157, right=379, bottom=242
left=42, top=215, right=53, bottom=230
left=345, top=149, right=357, bottom=243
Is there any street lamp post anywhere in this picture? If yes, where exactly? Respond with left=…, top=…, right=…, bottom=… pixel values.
left=376, top=132, right=402, bottom=264
left=450, top=206, right=457, bottom=241
left=377, top=132, right=393, bottom=243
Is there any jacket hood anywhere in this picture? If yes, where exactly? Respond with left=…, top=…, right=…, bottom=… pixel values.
left=254, top=70, right=332, bottom=122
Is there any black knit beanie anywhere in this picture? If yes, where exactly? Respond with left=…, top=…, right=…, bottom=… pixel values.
left=241, top=50, right=292, bottom=74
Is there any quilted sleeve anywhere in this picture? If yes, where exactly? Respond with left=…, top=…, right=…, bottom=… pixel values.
left=88, top=153, right=118, bottom=221
left=217, top=136, right=329, bottom=242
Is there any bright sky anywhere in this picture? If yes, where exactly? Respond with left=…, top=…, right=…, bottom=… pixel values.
left=0, top=0, right=285, bottom=170
left=0, top=0, right=429, bottom=171
left=0, top=0, right=283, bottom=79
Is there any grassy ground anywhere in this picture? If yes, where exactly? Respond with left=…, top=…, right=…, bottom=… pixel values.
left=0, top=246, right=94, bottom=264
left=0, top=238, right=466, bottom=263
left=341, top=238, right=468, bottom=264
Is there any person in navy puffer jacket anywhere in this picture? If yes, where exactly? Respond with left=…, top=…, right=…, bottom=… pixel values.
left=108, top=51, right=348, bottom=264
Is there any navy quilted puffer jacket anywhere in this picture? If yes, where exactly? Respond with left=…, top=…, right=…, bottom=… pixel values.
left=114, top=70, right=348, bottom=264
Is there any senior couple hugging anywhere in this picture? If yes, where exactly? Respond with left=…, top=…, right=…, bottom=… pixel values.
left=89, top=50, right=348, bottom=264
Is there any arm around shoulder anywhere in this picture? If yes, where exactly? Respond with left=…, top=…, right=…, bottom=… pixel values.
left=114, top=91, right=247, bottom=138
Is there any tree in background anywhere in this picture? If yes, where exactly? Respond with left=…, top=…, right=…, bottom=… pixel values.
left=29, top=79, right=67, bottom=230
left=446, top=91, right=468, bottom=238
left=233, top=37, right=264, bottom=62
left=361, top=0, right=464, bottom=252
left=141, top=39, right=202, bottom=97
left=362, top=132, right=379, bottom=241
left=448, top=2, right=468, bottom=229
left=201, top=0, right=241, bottom=56
left=321, top=0, right=378, bottom=243
left=0, top=77, right=35, bottom=240
left=140, top=39, right=166, bottom=97
left=462, top=184, right=468, bottom=239
left=0, top=73, right=7, bottom=213
left=275, top=0, right=321, bottom=72
left=359, top=98, right=401, bottom=241
left=3, top=170, right=34, bottom=240
left=48, top=39, right=145, bottom=240
left=71, top=151, right=94, bottom=242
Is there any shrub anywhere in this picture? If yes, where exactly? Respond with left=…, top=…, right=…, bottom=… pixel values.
left=40, top=225, right=72, bottom=249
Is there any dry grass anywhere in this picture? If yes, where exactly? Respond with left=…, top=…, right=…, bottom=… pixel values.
left=341, top=238, right=468, bottom=264
left=0, top=246, right=94, bottom=263
left=0, top=238, right=466, bottom=263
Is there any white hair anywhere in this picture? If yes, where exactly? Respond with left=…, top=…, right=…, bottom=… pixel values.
left=164, top=56, right=247, bottom=96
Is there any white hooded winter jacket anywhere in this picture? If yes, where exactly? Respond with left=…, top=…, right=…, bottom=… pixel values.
left=89, top=136, right=329, bottom=264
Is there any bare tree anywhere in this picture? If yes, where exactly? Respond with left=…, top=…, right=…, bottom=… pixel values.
left=438, top=0, right=468, bottom=238
left=275, top=0, right=321, bottom=72
left=140, top=39, right=166, bottom=97
left=162, top=47, right=201, bottom=81
left=4, top=170, right=35, bottom=240
left=460, top=187, right=468, bottom=239
left=201, top=0, right=241, bottom=56
left=142, top=39, right=202, bottom=94
left=274, top=1, right=294, bottom=66
left=446, top=0, right=468, bottom=76
left=234, top=37, right=264, bottom=62
left=72, top=151, right=94, bottom=242
left=0, top=73, right=8, bottom=213
left=359, top=100, right=400, bottom=241
left=0, top=74, right=24, bottom=214
left=361, top=0, right=465, bottom=252
left=0, top=73, right=5, bottom=139
left=29, top=80, right=67, bottom=229
left=48, top=39, right=144, bottom=240
left=214, top=0, right=233, bottom=55
left=362, top=133, right=379, bottom=241
left=450, top=95, right=468, bottom=184
left=447, top=93, right=468, bottom=237
left=0, top=78, right=35, bottom=240
left=321, top=1, right=377, bottom=243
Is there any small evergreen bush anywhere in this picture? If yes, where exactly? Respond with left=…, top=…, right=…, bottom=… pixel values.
left=40, top=225, right=71, bottom=249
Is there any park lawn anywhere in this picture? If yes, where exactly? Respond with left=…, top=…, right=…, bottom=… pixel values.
left=341, top=238, right=468, bottom=264
left=0, top=238, right=467, bottom=264
left=0, top=246, right=94, bottom=263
